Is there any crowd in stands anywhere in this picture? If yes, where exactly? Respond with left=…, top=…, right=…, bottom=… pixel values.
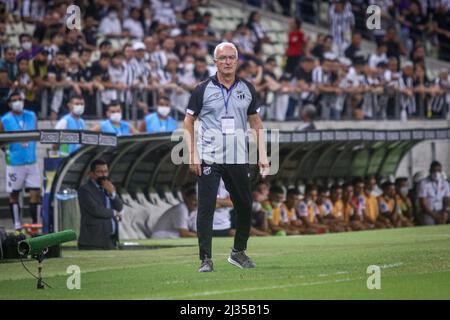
left=0, top=0, right=449, bottom=126
left=151, top=161, right=450, bottom=239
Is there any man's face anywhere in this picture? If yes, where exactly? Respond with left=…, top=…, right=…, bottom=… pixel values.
left=163, top=39, right=175, bottom=52
left=106, top=105, right=121, bottom=117
left=344, top=186, right=354, bottom=200
left=186, top=194, right=198, bottom=211
left=19, top=59, right=29, bottom=72
left=99, top=57, right=110, bottom=69
left=124, top=47, right=134, bottom=60
left=258, top=183, right=269, bottom=197
left=286, top=194, right=300, bottom=208
left=354, top=182, right=364, bottom=196
left=81, top=51, right=92, bottom=64
left=309, top=190, right=318, bottom=202
left=430, top=165, right=442, bottom=181
left=144, top=37, right=157, bottom=52
left=5, top=48, right=16, bottom=63
left=270, top=192, right=285, bottom=205
left=55, top=55, right=67, bottom=68
left=91, top=164, right=109, bottom=181
left=69, top=98, right=85, bottom=111
left=195, top=60, right=207, bottom=74
left=214, top=45, right=238, bottom=76
left=386, top=185, right=396, bottom=198
left=332, top=188, right=343, bottom=201
left=353, top=34, right=361, bottom=46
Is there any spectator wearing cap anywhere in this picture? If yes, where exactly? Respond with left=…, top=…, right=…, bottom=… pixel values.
left=139, top=95, right=176, bottom=134
left=99, top=7, right=124, bottom=38
left=131, top=42, right=152, bottom=87
left=92, top=100, right=138, bottom=136
left=0, top=47, right=18, bottom=82
left=123, top=7, right=144, bottom=40
left=284, top=18, right=305, bottom=75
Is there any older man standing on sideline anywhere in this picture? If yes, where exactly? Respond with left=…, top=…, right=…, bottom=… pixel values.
left=184, top=42, right=269, bottom=272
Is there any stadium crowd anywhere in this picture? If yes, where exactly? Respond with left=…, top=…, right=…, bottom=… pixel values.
left=151, top=161, right=450, bottom=239
left=0, top=0, right=449, bottom=125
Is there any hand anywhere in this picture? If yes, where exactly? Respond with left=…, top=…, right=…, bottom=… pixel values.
left=115, top=211, right=122, bottom=222
left=101, top=179, right=115, bottom=195
left=189, top=152, right=201, bottom=176
left=190, top=163, right=201, bottom=176
left=258, top=160, right=270, bottom=178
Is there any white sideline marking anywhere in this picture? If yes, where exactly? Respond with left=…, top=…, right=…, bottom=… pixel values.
left=156, top=277, right=362, bottom=299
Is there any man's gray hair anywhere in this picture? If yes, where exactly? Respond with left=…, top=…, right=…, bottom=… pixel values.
left=213, top=42, right=238, bottom=60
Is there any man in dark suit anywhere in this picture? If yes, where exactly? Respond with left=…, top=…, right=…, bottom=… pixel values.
left=78, top=159, right=123, bottom=250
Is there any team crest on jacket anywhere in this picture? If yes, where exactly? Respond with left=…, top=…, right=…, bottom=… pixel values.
left=203, top=166, right=211, bottom=175
left=236, top=91, right=245, bottom=100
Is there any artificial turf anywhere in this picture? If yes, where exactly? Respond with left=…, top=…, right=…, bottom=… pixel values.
left=1, top=225, right=449, bottom=300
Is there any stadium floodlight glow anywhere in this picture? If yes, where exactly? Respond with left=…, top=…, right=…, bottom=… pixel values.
left=18, top=230, right=76, bottom=257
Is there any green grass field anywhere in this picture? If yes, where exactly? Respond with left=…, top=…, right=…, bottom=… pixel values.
left=1, top=225, right=450, bottom=300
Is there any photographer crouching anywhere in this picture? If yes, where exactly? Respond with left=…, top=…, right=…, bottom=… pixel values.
left=77, top=159, right=123, bottom=250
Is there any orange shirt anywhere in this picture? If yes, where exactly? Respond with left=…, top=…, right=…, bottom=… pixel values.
left=332, top=200, right=344, bottom=219
left=364, top=194, right=379, bottom=221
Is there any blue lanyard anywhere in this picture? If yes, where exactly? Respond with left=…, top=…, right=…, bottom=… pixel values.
left=220, top=83, right=236, bottom=115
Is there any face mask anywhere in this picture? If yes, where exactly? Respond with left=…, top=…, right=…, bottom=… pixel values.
left=22, top=41, right=32, bottom=51
left=400, top=187, right=409, bottom=196
left=109, top=12, right=118, bottom=19
left=109, top=112, right=122, bottom=123
left=431, top=172, right=442, bottom=181
left=73, top=104, right=85, bottom=116
left=184, top=63, right=195, bottom=72
left=11, top=100, right=24, bottom=113
left=157, top=106, right=171, bottom=117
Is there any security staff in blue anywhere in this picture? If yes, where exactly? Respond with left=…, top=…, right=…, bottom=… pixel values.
left=0, top=91, right=42, bottom=231
left=184, top=42, right=270, bottom=272
left=54, top=95, right=86, bottom=156
left=139, top=96, right=177, bottom=134
left=92, top=101, right=138, bottom=136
